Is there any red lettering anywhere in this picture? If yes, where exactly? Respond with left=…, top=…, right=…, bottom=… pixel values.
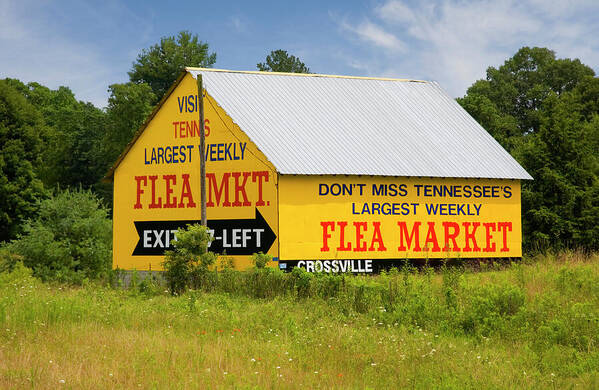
left=207, top=173, right=231, bottom=207
left=148, top=175, right=162, bottom=209
left=462, top=222, right=481, bottom=252
left=483, top=222, right=497, bottom=252
left=337, top=221, right=352, bottom=251
left=206, top=171, right=270, bottom=207
left=369, top=221, right=386, bottom=251
left=252, top=171, right=269, bottom=206
left=397, top=221, right=421, bottom=252
left=442, top=222, right=460, bottom=252
left=353, top=222, right=368, bottom=252
left=424, top=222, right=441, bottom=252
left=497, top=222, right=512, bottom=252
left=204, top=118, right=210, bottom=137
left=163, top=175, right=177, bottom=208
left=174, top=120, right=209, bottom=138
left=178, top=174, right=196, bottom=208
left=321, top=221, right=335, bottom=252
left=232, top=172, right=252, bottom=207
left=134, top=176, right=146, bottom=209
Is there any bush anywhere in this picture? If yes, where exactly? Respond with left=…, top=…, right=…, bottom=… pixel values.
left=460, top=283, right=526, bottom=337
left=291, top=266, right=313, bottom=299
left=0, top=189, right=112, bottom=283
left=162, top=224, right=216, bottom=295
left=0, top=261, right=35, bottom=287
left=252, top=252, right=271, bottom=269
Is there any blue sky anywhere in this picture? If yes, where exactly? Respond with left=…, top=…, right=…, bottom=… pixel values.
left=2, top=0, right=598, bottom=107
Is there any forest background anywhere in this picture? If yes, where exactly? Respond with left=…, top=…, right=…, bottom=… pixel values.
left=1, top=32, right=598, bottom=282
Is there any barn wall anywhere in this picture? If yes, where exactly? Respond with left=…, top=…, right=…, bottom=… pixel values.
left=278, top=175, right=521, bottom=272
left=113, top=73, right=279, bottom=271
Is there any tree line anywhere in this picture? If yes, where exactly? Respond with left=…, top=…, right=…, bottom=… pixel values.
left=458, top=47, right=599, bottom=251
left=1, top=32, right=597, bottom=263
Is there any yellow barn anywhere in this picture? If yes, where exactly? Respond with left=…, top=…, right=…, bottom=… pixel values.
left=106, top=68, right=532, bottom=273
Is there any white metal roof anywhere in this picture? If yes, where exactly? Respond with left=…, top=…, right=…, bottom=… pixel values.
left=187, top=68, right=532, bottom=180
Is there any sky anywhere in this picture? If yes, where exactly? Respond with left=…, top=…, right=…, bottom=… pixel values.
left=2, top=0, right=598, bottom=108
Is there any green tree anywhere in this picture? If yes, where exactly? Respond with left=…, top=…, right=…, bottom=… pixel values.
left=458, top=47, right=599, bottom=251
left=257, top=50, right=310, bottom=73
left=0, top=80, right=48, bottom=242
left=129, top=31, right=216, bottom=103
left=48, top=100, right=106, bottom=189
left=1, top=188, right=112, bottom=283
left=4, top=79, right=107, bottom=189
left=103, top=82, right=156, bottom=167
left=458, top=47, right=594, bottom=149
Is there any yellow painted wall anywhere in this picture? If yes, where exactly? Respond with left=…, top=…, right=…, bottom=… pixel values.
left=113, top=73, right=279, bottom=270
left=279, top=175, right=522, bottom=261
left=113, top=71, right=524, bottom=271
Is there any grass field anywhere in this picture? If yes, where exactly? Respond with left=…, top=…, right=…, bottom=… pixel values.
left=1, top=252, right=598, bottom=389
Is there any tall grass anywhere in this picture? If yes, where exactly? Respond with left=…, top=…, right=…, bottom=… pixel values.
left=1, top=251, right=598, bottom=389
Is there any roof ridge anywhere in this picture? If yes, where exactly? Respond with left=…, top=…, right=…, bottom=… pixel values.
left=185, top=67, right=428, bottom=83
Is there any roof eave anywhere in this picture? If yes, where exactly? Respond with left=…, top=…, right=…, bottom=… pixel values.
left=185, top=67, right=427, bottom=83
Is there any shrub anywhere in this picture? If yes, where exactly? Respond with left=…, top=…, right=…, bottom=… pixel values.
left=460, top=283, right=526, bottom=337
left=162, top=224, right=216, bottom=295
left=0, top=189, right=112, bottom=283
left=291, top=266, right=313, bottom=299
left=252, top=252, right=271, bottom=269
left=0, top=261, right=35, bottom=287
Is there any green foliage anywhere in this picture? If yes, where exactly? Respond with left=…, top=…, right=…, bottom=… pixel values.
left=555, top=264, right=599, bottom=297
left=129, top=31, right=216, bottom=102
left=441, top=262, right=462, bottom=311
left=0, top=261, right=34, bottom=286
left=152, top=250, right=598, bottom=356
left=458, top=47, right=594, bottom=141
left=1, top=251, right=598, bottom=388
left=0, top=80, right=48, bottom=242
left=0, top=32, right=218, bottom=243
left=0, top=189, right=112, bottom=283
left=458, top=47, right=599, bottom=251
left=129, top=271, right=164, bottom=297
left=460, top=283, right=526, bottom=337
left=291, top=266, right=313, bottom=298
left=257, top=49, right=310, bottom=73
left=162, top=224, right=216, bottom=295
left=245, top=267, right=289, bottom=299
left=252, top=252, right=271, bottom=269
left=3, top=78, right=108, bottom=191
left=103, top=82, right=156, bottom=168
left=48, top=99, right=107, bottom=189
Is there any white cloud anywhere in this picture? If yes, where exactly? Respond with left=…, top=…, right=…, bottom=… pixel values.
left=335, top=0, right=599, bottom=97
left=338, top=17, right=406, bottom=52
left=353, top=21, right=406, bottom=52
left=375, top=0, right=415, bottom=24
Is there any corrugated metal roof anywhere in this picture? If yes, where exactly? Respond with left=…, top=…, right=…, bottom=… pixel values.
left=187, top=68, right=532, bottom=180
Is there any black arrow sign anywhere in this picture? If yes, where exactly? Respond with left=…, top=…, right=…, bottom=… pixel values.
left=132, top=209, right=276, bottom=256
